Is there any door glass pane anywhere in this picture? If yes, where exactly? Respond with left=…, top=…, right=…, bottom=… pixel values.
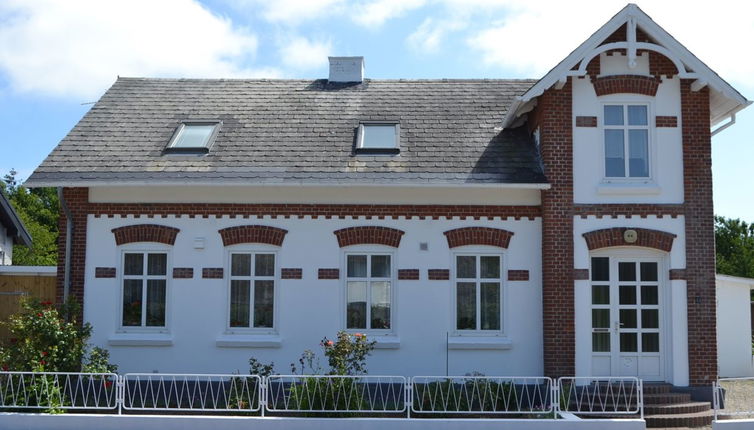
left=124, top=253, right=144, bottom=276
left=641, top=285, right=659, bottom=305
left=591, top=257, right=609, bottom=281
left=347, top=281, right=367, bottom=329
left=480, top=282, right=500, bottom=330
left=627, top=105, right=648, bottom=125
left=254, top=280, right=274, bottom=328
left=480, top=256, right=500, bottom=279
left=371, top=255, right=391, bottom=278
left=642, top=333, right=660, bottom=352
left=122, top=279, right=143, bottom=326
left=629, top=130, right=649, bottom=177
left=592, top=309, right=610, bottom=328
left=456, top=256, right=476, bottom=279
left=231, top=254, right=251, bottom=277
left=347, top=255, right=367, bottom=278
left=620, top=309, right=637, bottom=328
left=147, top=253, right=167, bottom=276
left=592, top=285, right=610, bottom=305
left=618, top=262, right=636, bottom=281
left=146, top=279, right=166, bottom=326
left=604, top=105, right=624, bottom=125
left=620, top=333, right=638, bottom=352
left=456, top=282, right=476, bottom=330
left=642, top=309, right=659, bottom=329
left=593, top=333, right=610, bottom=352
left=230, top=280, right=250, bottom=327
left=255, top=254, right=275, bottom=277
left=370, top=281, right=391, bottom=329
left=605, top=130, right=625, bottom=177
left=640, top=263, right=658, bottom=282
left=619, top=285, right=637, bottom=304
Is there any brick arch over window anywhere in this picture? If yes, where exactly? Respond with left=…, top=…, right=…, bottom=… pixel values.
left=111, top=224, right=180, bottom=245
left=592, top=75, right=660, bottom=96
left=443, top=227, right=514, bottom=249
left=333, top=226, right=405, bottom=248
left=218, top=225, right=288, bottom=247
left=582, top=227, right=676, bottom=252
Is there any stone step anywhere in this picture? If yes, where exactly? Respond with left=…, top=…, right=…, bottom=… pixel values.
left=645, top=401, right=711, bottom=415
left=643, top=392, right=692, bottom=405
left=642, top=383, right=674, bottom=395
left=645, top=410, right=714, bottom=428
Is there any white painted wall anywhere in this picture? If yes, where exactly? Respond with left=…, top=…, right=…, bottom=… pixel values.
left=84, top=212, right=543, bottom=377
left=716, top=275, right=754, bottom=378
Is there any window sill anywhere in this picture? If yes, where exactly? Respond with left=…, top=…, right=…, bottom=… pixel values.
left=368, top=336, right=401, bottom=349
left=447, top=336, right=512, bottom=350
left=596, top=183, right=661, bottom=196
left=215, top=334, right=282, bottom=348
left=108, top=333, right=173, bottom=347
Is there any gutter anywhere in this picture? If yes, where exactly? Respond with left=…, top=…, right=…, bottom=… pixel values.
left=57, top=187, right=73, bottom=304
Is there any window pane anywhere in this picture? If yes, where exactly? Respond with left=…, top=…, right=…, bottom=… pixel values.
left=122, top=279, right=143, bottom=326
left=347, top=281, right=367, bottom=329
left=480, top=282, right=500, bottom=330
left=146, top=279, right=166, bottom=326
left=642, top=333, right=660, bottom=352
left=642, top=309, right=659, bottom=329
left=620, top=309, right=637, bottom=328
left=591, top=257, right=609, bottom=281
left=619, top=285, right=636, bottom=305
left=640, top=263, right=658, bottom=282
left=173, top=124, right=215, bottom=148
left=592, top=285, right=610, bottom=305
left=628, top=130, right=649, bottom=177
left=147, top=253, right=167, bottom=276
left=620, top=333, right=638, bottom=352
left=371, top=255, right=391, bottom=278
left=361, top=125, right=397, bottom=148
left=456, top=282, right=476, bottom=330
left=480, top=256, right=501, bottom=279
left=593, top=333, right=610, bottom=352
left=592, top=309, right=610, bottom=328
left=124, top=253, right=143, bottom=276
left=231, top=254, right=251, bottom=277
left=641, top=285, right=659, bottom=305
left=604, top=105, right=624, bottom=125
left=370, top=281, right=391, bottom=329
left=627, top=105, right=647, bottom=126
left=347, top=255, right=367, bottom=278
left=605, top=130, right=625, bottom=177
left=254, top=280, right=274, bottom=328
left=456, top=256, right=476, bottom=279
left=255, top=254, right=275, bottom=277
left=618, top=262, right=636, bottom=281
left=230, top=280, right=250, bottom=327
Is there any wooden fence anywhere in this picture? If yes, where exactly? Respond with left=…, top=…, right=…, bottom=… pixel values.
left=0, top=267, right=56, bottom=342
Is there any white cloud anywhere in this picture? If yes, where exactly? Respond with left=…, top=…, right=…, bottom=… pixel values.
left=279, top=36, right=333, bottom=70
left=352, top=0, right=427, bottom=28
left=0, top=0, right=279, bottom=99
left=230, top=0, right=345, bottom=25
left=407, top=17, right=465, bottom=53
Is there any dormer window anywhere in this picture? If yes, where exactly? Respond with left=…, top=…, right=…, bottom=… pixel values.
left=165, top=121, right=221, bottom=153
left=356, top=122, right=400, bottom=154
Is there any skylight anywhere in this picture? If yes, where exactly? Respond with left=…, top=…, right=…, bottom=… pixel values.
left=165, top=121, right=221, bottom=153
left=356, top=123, right=400, bottom=154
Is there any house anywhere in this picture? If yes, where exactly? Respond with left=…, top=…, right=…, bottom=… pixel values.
left=25, top=3, right=750, bottom=400
left=0, top=191, right=31, bottom=265
left=716, top=274, right=754, bottom=378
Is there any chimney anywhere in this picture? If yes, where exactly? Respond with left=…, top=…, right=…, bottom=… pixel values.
left=328, top=56, right=364, bottom=83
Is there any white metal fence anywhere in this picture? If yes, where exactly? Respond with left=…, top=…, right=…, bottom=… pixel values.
left=714, top=376, right=754, bottom=420
left=0, top=371, right=646, bottom=418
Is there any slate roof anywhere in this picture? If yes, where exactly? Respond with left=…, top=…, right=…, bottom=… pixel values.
left=27, top=77, right=547, bottom=186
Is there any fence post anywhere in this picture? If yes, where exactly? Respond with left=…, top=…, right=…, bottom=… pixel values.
left=405, top=377, right=411, bottom=419
left=638, top=378, right=644, bottom=420
left=713, top=381, right=718, bottom=421
left=552, top=378, right=560, bottom=416
left=116, top=374, right=124, bottom=415
left=260, top=376, right=266, bottom=417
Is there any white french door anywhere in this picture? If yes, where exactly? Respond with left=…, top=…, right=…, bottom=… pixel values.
left=590, top=255, right=664, bottom=380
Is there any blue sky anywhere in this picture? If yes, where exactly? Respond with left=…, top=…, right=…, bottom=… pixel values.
left=1, top=0, right=753, bottom=221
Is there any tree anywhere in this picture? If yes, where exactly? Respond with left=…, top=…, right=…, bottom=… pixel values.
left=714, top=215, right=754, bottom=279
left=1, top=169, right=59, bottom=265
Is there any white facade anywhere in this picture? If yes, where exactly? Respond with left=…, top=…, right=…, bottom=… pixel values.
left=716, top=274, right=754, bottom=378
left=0, top=224, right=11, bottom=265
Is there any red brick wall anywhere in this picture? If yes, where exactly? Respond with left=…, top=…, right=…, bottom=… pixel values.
left=218, top=225, right=288, bottom=246
left=111, top=224, right=180, bottom=245
left=582, top=227, right=677, bottom=252
left=56, top=188, right=89, bottom=311
left=592, top=75, right=660, bottom=97
left=333, top=226, right=405, bottom=248
left=443, top=227, right=514, bottom=249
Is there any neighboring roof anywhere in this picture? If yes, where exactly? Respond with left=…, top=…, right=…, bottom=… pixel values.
left=26, top=78, right=547, bottom=187
left=0, top=192, right=32, bottom=247
left=716, top=274, right=754, bottom=287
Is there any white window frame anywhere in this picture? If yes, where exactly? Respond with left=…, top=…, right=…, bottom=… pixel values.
left=225, top=247, right=279, bottom=335
left=341, top=247, right=396, bottom=334
left=355, top=122, right=400, bottom=154
left=451, top=249, right=507, bottom=336
left=165, top=121, right=222, bottom=153
left=117, top=245, right=171, bottom=333
left=600, top=99, right=656, bottom=183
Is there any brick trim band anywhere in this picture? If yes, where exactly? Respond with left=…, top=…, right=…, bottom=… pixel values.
left=583, top=227, right=676, bottom=252
left=573, top=269, right=590, bottom=280
left=398, top=269, right=420, bottom=280
left=281, top=268, right=303, bottom=279
left=218, top=225, right=288, bottom=247
left=94, top=267, right=116, bottom=278
left=318, top=269, right=339, bottom=280
left=111, top=224, right=180, bottom=245
left=507, top=270, right=529, bottom=281
left=669, top=268, right=687, bottom=280
left=333, top=226, right=405, bottom=248
left=656, top=116, right=678, bottom=127
left=574, top=204, right=684, bottom=219
left=443, top=227, right=514, bottom=249
left=202, top=268, right=223, bottom=279
left=172, top=268, right=194, bottom=279
left=593, top=75, right=660, bottom=97
left=428, top=269, right=450, bottom=280
left=575, top=116, right=598, bottom=127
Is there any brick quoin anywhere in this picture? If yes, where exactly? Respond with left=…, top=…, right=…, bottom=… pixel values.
left=582, top=228, right=677, bottom=252
left=94, top=267, right=116, bottom=278
left=318, top=269, right=340, bottom=280
left=592, top=75, right=661, bottom=97
left=111, top=224, right=180, bottom=245
left=398, top=269, right=420, bottom=280
left=507, top=270, right=529, bottom=281
left=428, top=269, right=450, bottom=281
left=172, top=268, right=194, bottom=279
left=575, top=116, right=598, bottom=127
left=333, top=226, right=405, bottom=248
left=669, top=269, right=687, bottom=280
left=443, top=227, right=514, bottom=249
left=218, top=225, right=288, bottom=246
left=281, top=268, right=303, bottom=279
left=202, top=268, right=224, bottom=279
left=655, top=116, right=678, bottom=127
